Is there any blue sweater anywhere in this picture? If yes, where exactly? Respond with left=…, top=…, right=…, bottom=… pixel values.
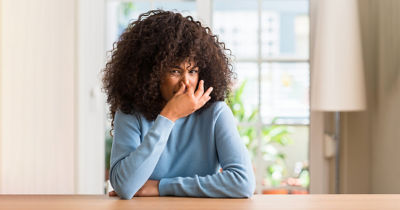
left=109, top=101, right=255, bottom=199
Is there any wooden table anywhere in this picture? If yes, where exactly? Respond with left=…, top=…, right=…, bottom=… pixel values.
left=1, top=194, right=399, bottom=210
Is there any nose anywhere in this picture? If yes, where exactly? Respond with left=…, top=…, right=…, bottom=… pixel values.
left=181, top=72, right=189, bottom=85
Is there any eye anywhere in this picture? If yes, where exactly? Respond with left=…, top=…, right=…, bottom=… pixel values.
left=170, top=69, right=180, bottom=74
left=189, top=69, right=199, bottom=74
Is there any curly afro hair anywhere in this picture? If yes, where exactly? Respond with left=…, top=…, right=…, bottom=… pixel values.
left=102, top=9, right=234, bottom=125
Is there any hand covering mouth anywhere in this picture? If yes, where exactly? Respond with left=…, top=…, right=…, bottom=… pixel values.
left=173, top=87, right=187, bottom=94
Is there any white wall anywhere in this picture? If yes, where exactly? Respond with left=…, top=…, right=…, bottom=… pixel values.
left=0, top=0, right=105, bottom=194
left=341, top=0, right=400, bottom=193
left=372, top=0, right=400, bottom=193
left=76, top=0, right=106, bottom=194
left=0, top=0, right=76, bottom=193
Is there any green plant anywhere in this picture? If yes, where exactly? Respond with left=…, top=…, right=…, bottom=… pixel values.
left=105, top=131, right=113, bottom=172
left=226, top=80, right=293, bottom=187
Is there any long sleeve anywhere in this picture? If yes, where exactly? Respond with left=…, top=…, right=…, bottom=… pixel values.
left=109, top=111, right=174, bottom=199
left=158, top=104, right=256, bottom=197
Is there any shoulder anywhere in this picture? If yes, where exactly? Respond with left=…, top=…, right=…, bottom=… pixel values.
left=203, top=100, right=227, bottom=111
left=199, top=101, right=233, bottom=119
left=114, top=109, right=144, bottom=129
left=115, top=109, right=138, bottom=121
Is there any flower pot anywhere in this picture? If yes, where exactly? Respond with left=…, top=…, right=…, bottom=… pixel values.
left=262, top=189, right=289, bottom=194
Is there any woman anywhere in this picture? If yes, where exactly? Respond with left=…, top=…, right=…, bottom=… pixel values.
left=103, top=10, right=255, bottom=199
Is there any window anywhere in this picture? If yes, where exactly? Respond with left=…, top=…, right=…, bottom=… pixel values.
left=213, top=0, right=310, bottom=194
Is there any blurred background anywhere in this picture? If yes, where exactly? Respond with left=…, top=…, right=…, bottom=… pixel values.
left=0, top=0, right=399, bottom=195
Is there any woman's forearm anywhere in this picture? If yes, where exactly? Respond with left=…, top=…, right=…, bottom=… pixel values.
left=110, top=114, right=174, bottom=199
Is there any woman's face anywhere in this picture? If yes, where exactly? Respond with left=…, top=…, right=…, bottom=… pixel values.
left=160, top=59, right=199, bottom=102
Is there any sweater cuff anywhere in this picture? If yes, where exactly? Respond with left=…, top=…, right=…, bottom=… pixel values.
left=157, top=114, right=175, bottom=125
left=154, top=114, right=175, bottom=133
left=159, top=177, right=175, bottom=196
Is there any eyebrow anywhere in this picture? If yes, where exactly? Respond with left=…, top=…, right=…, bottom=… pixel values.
left=172, top=65, right=199, bottom=70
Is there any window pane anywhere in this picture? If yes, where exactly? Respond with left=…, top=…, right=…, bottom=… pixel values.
left=261, top=62, right=309, bottom=124
left=106, top=2, right=151, bottom=49
left=262, top=0, right=309, bottom=58
left=260, top=125, right=309, bottom=192
left=213, top=0, right=258, bottom=60
left=233, top=62, right=259, bottom=117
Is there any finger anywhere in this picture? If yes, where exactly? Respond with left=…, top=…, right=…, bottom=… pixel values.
left=186, top=81, right=195, bottom=95
left=202, top=95, right=212, bottom=105
left=202, top=87, right=213, bottom=98
left=175, top=81, right=186, bottom=95
left=198, top=87, right=213, bottom=107
left=109, top=191, right=117, bottom=197
left=194, top=80, right=204, bottom=98
left=134, top=188, right=142, bottom=197
left=197, top=95, right=212, bottom=110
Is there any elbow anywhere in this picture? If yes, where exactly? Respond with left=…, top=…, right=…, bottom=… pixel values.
left=118, top=191, right=134, bottom=200
left=110, top=170, right=135, bottom=200
left=245, top=182, right=256, bottom=198
left=231, top=171, right=256, bottom=198
left=111, top=178, right=135, bottom=200
left=237, top=179, right=255, bottom=198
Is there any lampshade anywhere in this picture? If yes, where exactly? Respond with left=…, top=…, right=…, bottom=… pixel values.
left=311, top=0, right=366, bottom=111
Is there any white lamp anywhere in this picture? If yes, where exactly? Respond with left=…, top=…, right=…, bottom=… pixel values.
left=311, top=0, right=366, bottom=194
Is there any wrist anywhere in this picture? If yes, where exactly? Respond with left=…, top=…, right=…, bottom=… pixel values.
left=160, top=108, right=178, bottom=122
